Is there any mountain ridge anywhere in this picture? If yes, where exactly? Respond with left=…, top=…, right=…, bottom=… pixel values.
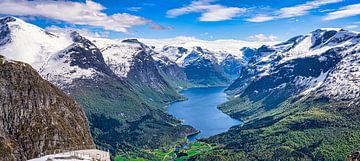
left=197, top=28, right=360, bottom=161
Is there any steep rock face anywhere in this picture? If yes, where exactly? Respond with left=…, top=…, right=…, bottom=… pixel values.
left=127, top=48, right=172, bottom=93
left=152, top=54, right=189, bottom=90
left=67, top=32, right=114, bottom=76
left=241, top=47, right=257, bottom=61
left=127, top=49, right=184, bottom=104
left=0, top=55, right=94, bottom=161
left=0, top=17, right=13, bottom=46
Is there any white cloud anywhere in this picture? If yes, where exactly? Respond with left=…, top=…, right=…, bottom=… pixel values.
left=247, top=15, right=274, bottom=22
left=127, top=7, right=142, bottom=12
left=45, top=25, right=110, bottom=38
left=167, top=0, right=246, bottom=21
left=149, top=24, right=174, bottom=30
left=249, top=34, right=278, bottom=42
left=323, top=3, right=360, bottom=21
left=0, top=0, right=150, bottom=33
left=345, top=25, right=359, bottom=29
left=248, top=0, right=342, bottom=22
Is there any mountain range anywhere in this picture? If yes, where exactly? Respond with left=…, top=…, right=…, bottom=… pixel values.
left=0, top=16, right=360, bottom=161
left=200, top=28, right=360, bottom=161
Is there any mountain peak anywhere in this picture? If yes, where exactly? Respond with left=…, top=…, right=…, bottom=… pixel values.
left=318, top=27, right=343, bottom=32
left=70, top=31, right=90, bottom=43
left=0, top=16, right=17, bottom=24
left=0, top=55, right=13, bottom=63
left=122, top=38, right=141, bottom=43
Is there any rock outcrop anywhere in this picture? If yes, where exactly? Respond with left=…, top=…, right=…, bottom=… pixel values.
left=0, top=55, right=94, bottom=161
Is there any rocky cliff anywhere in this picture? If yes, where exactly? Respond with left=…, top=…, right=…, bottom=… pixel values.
left=0, top=55, right=94, bottom=161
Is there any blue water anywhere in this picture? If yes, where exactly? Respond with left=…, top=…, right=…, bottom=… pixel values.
left=167, top=87, right=242, bottom=142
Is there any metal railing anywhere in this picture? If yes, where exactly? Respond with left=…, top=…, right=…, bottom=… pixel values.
left=36, top=144, right=110, bottom=161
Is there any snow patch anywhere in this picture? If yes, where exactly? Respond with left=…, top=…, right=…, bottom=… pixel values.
left=40, top=49, right=97, bottom=88
left=90, top=38, right=144, bottom=77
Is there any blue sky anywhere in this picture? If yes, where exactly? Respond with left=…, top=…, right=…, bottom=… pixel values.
left=0, top=0, right=360, bottom=41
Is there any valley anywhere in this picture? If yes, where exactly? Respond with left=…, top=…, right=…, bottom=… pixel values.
left=0, top=15, right=360, bottom=161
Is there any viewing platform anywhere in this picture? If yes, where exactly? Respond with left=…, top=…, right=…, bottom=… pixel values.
left=28, top=149, right=110, bottom=161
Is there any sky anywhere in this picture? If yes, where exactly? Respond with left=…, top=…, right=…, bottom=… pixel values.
left=0, top=0, right=359, bottom=41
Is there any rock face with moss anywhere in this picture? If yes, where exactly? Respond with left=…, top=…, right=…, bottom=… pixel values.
left=0, top=55, right=94, bottom=161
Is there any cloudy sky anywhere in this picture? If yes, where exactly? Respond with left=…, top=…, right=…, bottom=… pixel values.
left=0, top=0, right=359, bottom=41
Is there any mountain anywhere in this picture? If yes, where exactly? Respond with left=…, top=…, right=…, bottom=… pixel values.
left=160, top=46, right=231, bottom=86
left=196, top=28, right=360, bottom=160
left=0, top=55, right=94, bottom=161
left=152, top=52, right=190, bottom=90
left=40, top=31, right=115, bottom=89
left=142, top=37, right=272, bottom=86
left=220, top=53, right=246, bottom=79
left=0, top=17, right=196, bottom=155
left=152, top=45, right=232, bottom=86
left=90, top=38, right=183, bottom=107
left=226, top=28, right=360, bottom=109
left=0, top=17, right=72, bottom=70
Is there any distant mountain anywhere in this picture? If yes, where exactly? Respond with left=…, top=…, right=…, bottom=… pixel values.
left=142, top=37, right=272, bottom=86
left=152, top=52, right=190, bottom=90
left=157, top=46, right=231, bottom=86
left=0, top=55, right=94, bottom=160
left=199, top=28, right=360, bottom=160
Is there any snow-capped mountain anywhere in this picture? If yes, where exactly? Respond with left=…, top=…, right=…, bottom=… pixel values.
left=0, top=16, right=182, bottom=102
left=0, top=16, right=269, bottom=88
left=140, top=36, right=273, bottom=58
left=140, top=37, right=273, bottom=86
left=41, top=32, right=115, bottom=88
left=221, top=54, right=247, bottom=79
left=90, top=37, right=183, bottom=105
left=228, top=28, right=360, bottom=104
left=0, top=17, right=107, bottom=88
left=170, top=46, right=231, bottom=86
left=151, top=45, right=239, bottom=86
left=90, top=38, right=147, bottom=78
left=315, top=43, right=360, bottom=101
left=0, top=17, right=72, bottom=70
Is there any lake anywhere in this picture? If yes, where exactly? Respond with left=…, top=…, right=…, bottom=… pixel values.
left=167, top=87, right=242, bottom=141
